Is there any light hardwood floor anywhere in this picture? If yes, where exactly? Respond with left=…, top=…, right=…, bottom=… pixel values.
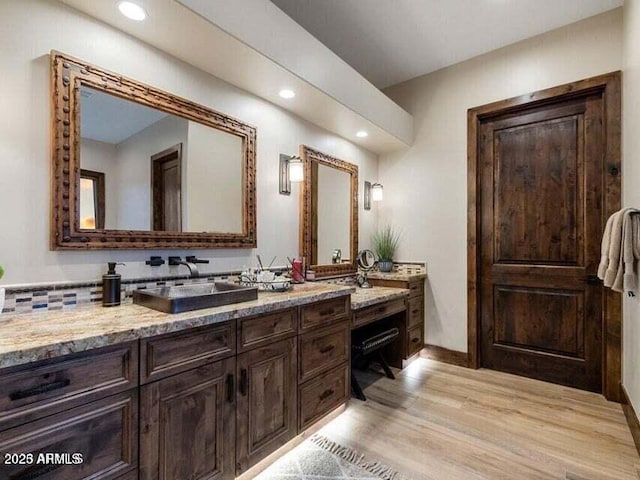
left=317, top=358, right=640, bottom=480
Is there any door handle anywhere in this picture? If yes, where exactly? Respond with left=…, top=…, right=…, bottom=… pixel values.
left=587, top=275, right=602, bottom=286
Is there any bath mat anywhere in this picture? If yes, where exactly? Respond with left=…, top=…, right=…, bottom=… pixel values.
left=255, top=434, right=411, bottom=480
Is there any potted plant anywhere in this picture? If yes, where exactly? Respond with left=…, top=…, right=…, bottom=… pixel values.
left=372, top=226, right=400, bottom=272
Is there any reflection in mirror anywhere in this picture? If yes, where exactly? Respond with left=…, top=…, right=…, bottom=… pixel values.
left=316, top=163, right=351, bottom=264
left=79, top=169, right=105, bottom=230
left=79, top=86, right=243, bottom=233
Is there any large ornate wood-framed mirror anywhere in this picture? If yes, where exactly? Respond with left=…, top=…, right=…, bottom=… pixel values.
left=50, top=51, right=257, bottom=250
left=299, top=145, right=358, bottom=278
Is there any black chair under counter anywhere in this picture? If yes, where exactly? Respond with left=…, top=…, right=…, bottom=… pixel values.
left=351, top=326, right=400, bottom=401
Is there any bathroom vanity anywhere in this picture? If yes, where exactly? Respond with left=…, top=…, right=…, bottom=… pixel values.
left=0, top=284, right=353, bottom=480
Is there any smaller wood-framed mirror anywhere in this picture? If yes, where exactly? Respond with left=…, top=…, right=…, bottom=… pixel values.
left=299, top=145, right=358, bottom=278
left=50, top=51, right=257, bottom=249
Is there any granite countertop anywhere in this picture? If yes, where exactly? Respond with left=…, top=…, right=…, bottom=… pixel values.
left=350, top=286, right=410, bottom=310
left=0, top=283, right=354, bottom=370
left=367, top=271, right=427, bottom=282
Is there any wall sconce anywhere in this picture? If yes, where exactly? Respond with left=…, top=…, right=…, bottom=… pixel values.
left=364, top=181, right=384, bottom=209
left=371, top=183, right=384, bottom=202
left=279, top=154, right=304, bottom=195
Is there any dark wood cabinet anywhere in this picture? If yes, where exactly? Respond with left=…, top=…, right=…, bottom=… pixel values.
left=236, top=338, right=297, bottom=475
left=298, top=322, right=349, bottom=383
left=140, top=358, right=236, bottom=480
left=140, top=322, right=235, bottom=384
left=0, top=391, right=138, bottom=480
left=299, top=363, right=349, bottom=431
left=0, top=342, right=138, bottom=431
left=0, top=298, right=353, bottom=480
left=369, top=278, right=425, bottom=360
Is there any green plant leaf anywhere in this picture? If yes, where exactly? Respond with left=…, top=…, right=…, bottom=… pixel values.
left=0, top=265, right=4, bottom=280
left=371, top=226, right=401, bottom=261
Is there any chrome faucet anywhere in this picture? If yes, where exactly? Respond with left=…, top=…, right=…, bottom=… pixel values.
left=168, top=256, right=202, bottom=278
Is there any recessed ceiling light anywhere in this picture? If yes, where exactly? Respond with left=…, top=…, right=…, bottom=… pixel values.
left=118, top=1, right=147, bottom=21
left=279, top=89, right=295, bottom=99
left=356, top=131, right=368, bottom=138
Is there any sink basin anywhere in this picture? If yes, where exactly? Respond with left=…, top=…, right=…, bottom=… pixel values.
left=133, top=282, right=258, bottom=314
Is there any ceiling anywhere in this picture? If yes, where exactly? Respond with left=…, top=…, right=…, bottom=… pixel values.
left=81, top=87, right=169, bottom=144
left=271, top=0, right=624, bottom=89
left=61, top=0, right=413, bottom=154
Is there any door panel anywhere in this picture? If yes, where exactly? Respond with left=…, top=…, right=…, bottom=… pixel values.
left=493, top=285, right=584, bottom=357
left=140, top=359, right=235, bottom=480
left=479, top=92, right=604, bottom=392
left=236, top=339, right=297, bottom=475
left=494, top=116, right=582, bottom=265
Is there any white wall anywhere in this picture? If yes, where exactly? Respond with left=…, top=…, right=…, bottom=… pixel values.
left=623, top=0, right=640, bottom=414
left=381, top=9, right=623, bottom=352
left=186, top=122, right=243, bottom=233
left=0, top=0, right=378, bottom=285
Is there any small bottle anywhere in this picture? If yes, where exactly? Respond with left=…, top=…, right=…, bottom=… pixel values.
left=292, top=258, right=305, bottom=283
left=103, top=262, right=124, bottom=307
left=306, top=269, right=316, bottom=281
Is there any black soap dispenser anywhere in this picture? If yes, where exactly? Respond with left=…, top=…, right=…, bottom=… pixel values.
left=103, top=262, right=124, bottom=307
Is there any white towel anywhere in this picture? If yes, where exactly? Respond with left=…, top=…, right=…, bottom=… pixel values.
left=597, top=213, right=615, bottom=279
left=600, top=208, right=640, bottom=295
left=603, top=209, right=628, bottom=287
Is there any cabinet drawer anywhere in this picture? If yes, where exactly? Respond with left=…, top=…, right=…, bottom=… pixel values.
left=299, top=322, right=349, bottom=383
left=407, top=325, right=424, bottom=357
left=352, top=298, right=406, bottom=329
left=299, top=362, right=349, bottom=431
left=408, top=297, right=424, bottom=329
left=408, top=280, right=424, bottom=299
left=0, top=390, right=138, bottom=480
left=300, top=297, right=350, bottom=331
left=0, top=342, right=138, bottom=431
left=238, top=309, right=297, bottom=352
left=141, top=322, right=235, bottom=383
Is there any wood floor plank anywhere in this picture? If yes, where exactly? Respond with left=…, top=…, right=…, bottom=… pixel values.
left=317, top=359, right=640, bottom=480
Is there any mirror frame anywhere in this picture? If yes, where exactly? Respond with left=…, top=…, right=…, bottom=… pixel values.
left=299, top=145, right=358, bottom=278
left=50, top=51, right=257, bottom=250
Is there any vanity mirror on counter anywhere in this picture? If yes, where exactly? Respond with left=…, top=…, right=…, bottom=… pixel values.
left=299, top=145, right=358, bottom=278
left=51, top=51, right=257, bottom=249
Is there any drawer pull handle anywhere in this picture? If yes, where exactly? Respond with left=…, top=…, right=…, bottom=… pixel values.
left=411, top=337, right=420, bottom=344
left=9, top=379, right=70, bottom=401
left=239, top=369, right=248, bottom=396
left=319, top=308, right=335, bottom=316
left=12, top=463, right=64, bottom=480
left=319, top=345, right=335, bottom=354
left=319, top=388, right=335, bottom=400
left=226, top=374, right=234, bottom=403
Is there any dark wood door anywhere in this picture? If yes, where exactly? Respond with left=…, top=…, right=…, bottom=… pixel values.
left=140, top=358, right=235, bottom=480
left=478, top=92, right=606, bottom=392
left=236, top=338, right=297, bottom=475
left=151, top=144, right=182, bottom=232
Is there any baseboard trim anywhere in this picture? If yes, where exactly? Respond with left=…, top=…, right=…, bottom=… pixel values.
left=621, top=384, right=640, bottom=456
left=421, top=345, right=470, bottom=368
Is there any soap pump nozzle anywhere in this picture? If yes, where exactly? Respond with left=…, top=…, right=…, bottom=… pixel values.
left=107, top=262, right=125, bottom=275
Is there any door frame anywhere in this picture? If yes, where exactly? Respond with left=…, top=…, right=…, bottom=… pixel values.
left=151, top=143, right=183, bottom=231
left=467, top=72, right=622, bottom=401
